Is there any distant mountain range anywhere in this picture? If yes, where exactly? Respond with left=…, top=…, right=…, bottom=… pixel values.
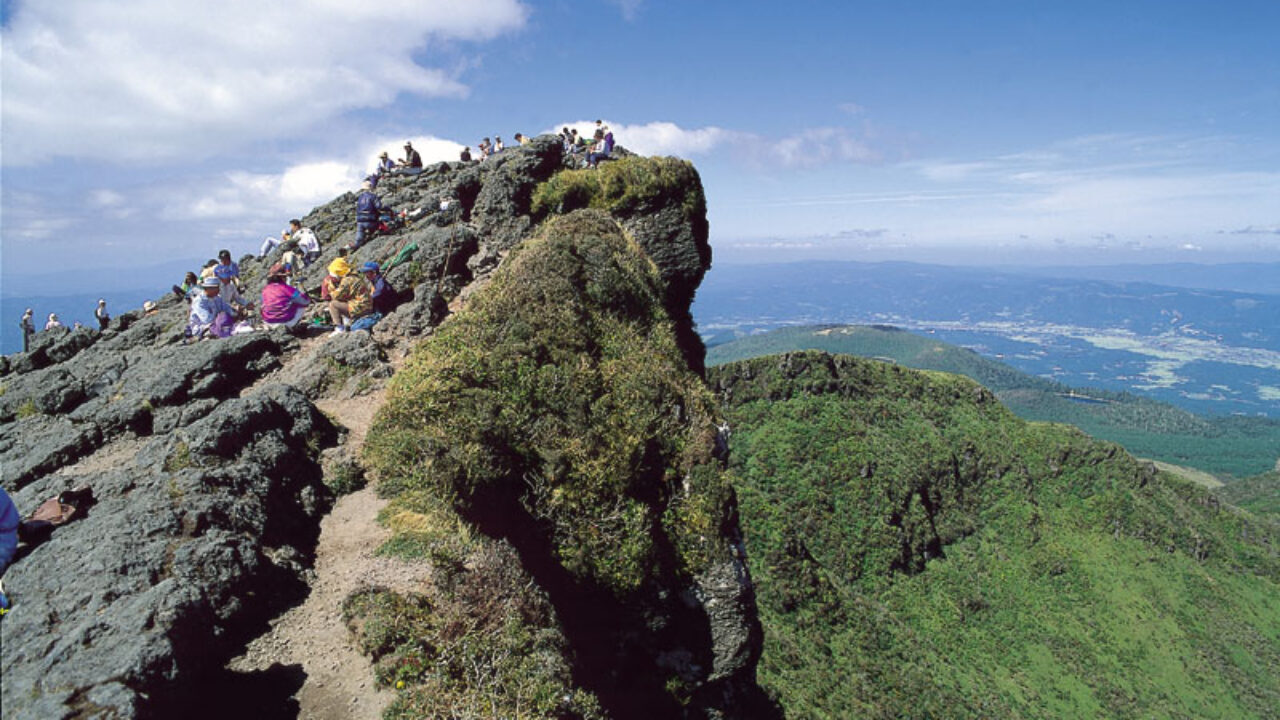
left=694, top=261, right=1280, bottom=418
left=707, top=324, right=1280, bottom=479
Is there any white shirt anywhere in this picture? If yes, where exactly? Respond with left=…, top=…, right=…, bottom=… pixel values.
left=293, top=227, right=320, bottom=254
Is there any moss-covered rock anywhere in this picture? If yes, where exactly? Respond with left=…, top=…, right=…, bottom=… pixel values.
left=365, top=210, right=771, bottom=718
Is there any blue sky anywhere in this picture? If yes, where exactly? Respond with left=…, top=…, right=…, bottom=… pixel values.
left=3, top=0, right=1280, bottom=297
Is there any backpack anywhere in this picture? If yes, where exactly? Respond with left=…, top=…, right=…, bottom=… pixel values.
left=349, top=312, right=383, bottom=332
left=357, top=191, right=380, bottom=221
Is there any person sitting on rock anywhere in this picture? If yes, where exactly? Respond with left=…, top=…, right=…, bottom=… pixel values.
left=377, top=151, right=395, bottom=175
left=493, top=136, right=504, bottom=153
left=567, top=129, right=586, bottom=159
left=289, top=219, right=321, bottom=265
left=260, top=263, right=310, bottom=330
left=95, top=299, right=110, bottom=330
left=478, top=137, right=492, bottom=159
left=327, top=262, right=374, bottom=336
left=361, top=261, right=397, bottom=315
left=199, top=258, right=219, bottom=280
left=279, top=241, right=303, bottom=277
left=514, top=132, right=530, bottom=146
left=396, top=141, right=423, bottom=175
left=44, top=313, right=63, bottom=330
left=259, top=228, right=289, bottom=258
left=188, top=276, right=237, bottom=339
left=561, top=127, right=574, bottom=151
left=172, top=271, right=200, bottom=299
left=353, top=181, right=385, bottom=249
left=320, top=257, right=350, bottom=303
left=20, top=308, right=35, bottom=352
left=460, top=146, right=472, bottom=162
left=214, top=249, right=240, bottom=287
left=586, top=126, right=615, bottom=168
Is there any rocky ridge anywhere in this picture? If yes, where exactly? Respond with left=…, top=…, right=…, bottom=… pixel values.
left=1, top=137, right=764, bottom=718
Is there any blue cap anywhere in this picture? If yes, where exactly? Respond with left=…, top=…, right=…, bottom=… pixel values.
left=360, top=261, right=380, bottom=273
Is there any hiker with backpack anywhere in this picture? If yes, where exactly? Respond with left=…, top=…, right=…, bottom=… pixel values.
left=353, top=181, right=385, bottom=249
left=95, top=299, right=110, bottom=330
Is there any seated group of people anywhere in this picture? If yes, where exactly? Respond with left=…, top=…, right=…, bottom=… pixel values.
left=181, top=227, right=393, bottom=341
left=561, top=120, right=615, bottom=168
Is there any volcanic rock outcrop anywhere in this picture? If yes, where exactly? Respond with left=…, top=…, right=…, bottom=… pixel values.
left=1, top=136, right=766, bottom=718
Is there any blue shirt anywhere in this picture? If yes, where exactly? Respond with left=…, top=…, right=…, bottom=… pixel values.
left=214, top=261, right=240, bottom=283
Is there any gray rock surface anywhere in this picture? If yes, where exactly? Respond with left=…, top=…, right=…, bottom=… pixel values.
left=0, top=137, right=764, bottom=718
left=1, top=386, right=337, bottom=718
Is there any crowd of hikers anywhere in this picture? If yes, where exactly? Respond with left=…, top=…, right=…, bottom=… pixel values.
left=3, top=125, right=624, bottom=616
left=13, top=126, right=619, bottom=350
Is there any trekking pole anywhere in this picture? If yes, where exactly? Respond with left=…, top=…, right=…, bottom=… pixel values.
left=436, top=201, right=457, bottom=295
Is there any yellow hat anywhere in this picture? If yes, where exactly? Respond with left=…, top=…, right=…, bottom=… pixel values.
left=328, top=257, right=350, bottom=277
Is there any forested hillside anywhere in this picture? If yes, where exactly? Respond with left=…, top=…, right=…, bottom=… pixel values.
left=711, top=351, right=1280, bottom=719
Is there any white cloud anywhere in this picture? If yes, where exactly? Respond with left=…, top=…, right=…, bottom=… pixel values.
left=768, top=127, right=880, bottom=168
left=0, top=0, right=528, bottom=165
left=88, top=189, right=125, bottom=208
left=607, top=0, right=643, bottom=21
left=156, top=133, right=465, bottom=224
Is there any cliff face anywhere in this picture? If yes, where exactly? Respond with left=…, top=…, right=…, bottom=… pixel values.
left=0, top=138, right=768, bottom=717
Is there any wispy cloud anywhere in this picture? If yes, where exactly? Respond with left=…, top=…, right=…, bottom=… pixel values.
left=607, top=0, right=643, bottom=22
left=548, top=119, right=890, bottom=170
left=0, top=0, right=528, bottom=165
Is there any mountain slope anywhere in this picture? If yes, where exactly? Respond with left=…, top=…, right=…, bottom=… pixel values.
left=707, top=324, right=1280, bottom=478
left=710, top=351, right=1280, bottom=719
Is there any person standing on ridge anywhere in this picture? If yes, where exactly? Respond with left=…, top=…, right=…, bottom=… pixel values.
left=353, top=181, right=385, bottom=249
left=94, top=299, right=110, bottom=330
left=19, top=308, right=35, bottom=351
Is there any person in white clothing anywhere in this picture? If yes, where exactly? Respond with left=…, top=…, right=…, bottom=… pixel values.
left=288, top=219, right=321, bottom=265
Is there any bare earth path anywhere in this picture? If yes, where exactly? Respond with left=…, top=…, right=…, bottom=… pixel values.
left=229, top=340, right=431, bottom=719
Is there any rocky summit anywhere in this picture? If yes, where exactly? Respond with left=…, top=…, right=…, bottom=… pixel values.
left=1, top=137, right=766, bottom=718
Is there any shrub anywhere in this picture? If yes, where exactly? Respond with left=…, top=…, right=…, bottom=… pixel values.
left=365, top=211, right=735, bottom=595
left=531, top=156, right=706, bottom=226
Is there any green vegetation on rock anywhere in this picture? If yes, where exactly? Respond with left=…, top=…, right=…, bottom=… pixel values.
left=362, top=210, right=755, bottom=717
left=531, top=156, right=706, bottom=228
left=711, top=350, right=1280, bottom=719
left=366, top=211, right=732, bottom=592
left=1216, top=471, right=1280, bottom=522
left=343, top=543, right=605, bottom=720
